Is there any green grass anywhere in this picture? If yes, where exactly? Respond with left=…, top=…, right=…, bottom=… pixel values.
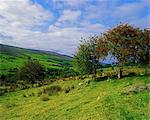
left=0, top=76, right=149, bottom=120
left=0, top=44, right=72, bottom=75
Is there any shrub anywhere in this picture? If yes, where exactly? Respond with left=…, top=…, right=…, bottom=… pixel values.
left=17, top=60, right=46, bottom=84
left=128, top=72, right=136, bottom=77
left=40, top=95, right=49, bottom=101
left=0, top=87, right=7, bottom=96
left=44, top=85, right=62, bottom=96
left=37, top=89, right=43, bottom=97
left=122, top=84, right=150, bottom=95
left=95, top=76, right=108, bottom=82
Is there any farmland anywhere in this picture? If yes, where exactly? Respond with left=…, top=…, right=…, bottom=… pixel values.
left=0, top=44, right=73, bottom=76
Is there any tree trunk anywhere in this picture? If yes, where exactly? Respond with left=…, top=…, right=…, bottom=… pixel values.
left=118, top=68, right=123, bottom=79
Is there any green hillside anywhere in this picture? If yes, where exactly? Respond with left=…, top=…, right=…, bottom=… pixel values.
left=0, top=44, right=73, bottom=75
left=0, top=76, right=149, bottom=120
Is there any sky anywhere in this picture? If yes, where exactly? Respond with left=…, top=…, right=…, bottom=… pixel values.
left=0, top=0, right=149, bottom=56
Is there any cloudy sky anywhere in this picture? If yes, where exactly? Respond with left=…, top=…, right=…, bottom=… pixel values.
left=0, top=0, right=149, bottom=56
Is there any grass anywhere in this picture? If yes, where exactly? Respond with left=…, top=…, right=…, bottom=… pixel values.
left=0, top=76, right=149, bottom=120
left=0, top=44, right=72, bottom=75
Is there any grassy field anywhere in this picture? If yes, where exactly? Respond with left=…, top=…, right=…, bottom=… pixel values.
left=0, top=44, right=73, bottom=75
left=0, top=75, right=149, bottom=120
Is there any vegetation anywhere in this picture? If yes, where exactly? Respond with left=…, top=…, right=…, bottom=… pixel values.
left=99, top=24, right=149, bottom=78
left=0, top=23, right=149, bottom=120
left=0, top=44, right=78, bottom=85
left=0, top=75, right=149, bottom=120
left=73, top=36, right=99, bottom=75
left=17, top=60, right=46, bottom=84
left=74, top=24, right=149, bottom=79
left=0, top=44, right=73, bottom=76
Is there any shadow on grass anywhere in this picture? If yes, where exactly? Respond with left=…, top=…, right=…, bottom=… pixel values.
left=95, top=74, right=149, bottom=82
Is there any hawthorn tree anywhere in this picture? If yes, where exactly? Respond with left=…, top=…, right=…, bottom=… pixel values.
left=73, top=36, right=99, bottom=76
left=99, top=23, right=149, bottom=78
left=136, top=29, right=149, bottom=64
left=96, top=35, right=110, bottom=61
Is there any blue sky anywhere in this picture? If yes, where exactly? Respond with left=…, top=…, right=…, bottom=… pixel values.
left=0, top=0, right=149, bottom=56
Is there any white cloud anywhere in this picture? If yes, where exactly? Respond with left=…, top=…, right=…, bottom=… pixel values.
left=0, top=0, right=148, bottom=56
left=112, top=0, right=150, bottom=28
left=53, top=0, right=86, bottom=7
left=61, top=0, right=86, bottom=6
left=0, top=0, right=53, bottom=29
left=0, top=0, right=107, bottom=56
left=113, top=0, right=148, bottom=19
left=58, top=10, right=81, bottom=23
left=0, top=0, right=53, bottom=49
left=47, top=22, right=108, bottom=55
left=83, top=3, right=108, bottom=20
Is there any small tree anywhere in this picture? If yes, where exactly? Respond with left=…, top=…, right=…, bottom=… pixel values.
left=73, top=36, right=99, bottom=76
left=18, top=60, right=46, bottom=84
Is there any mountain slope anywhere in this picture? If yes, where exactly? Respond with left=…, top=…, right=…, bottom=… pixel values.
left=0, top=76, right=149, bottom=120
left=0, top=44, right=73, bottom=75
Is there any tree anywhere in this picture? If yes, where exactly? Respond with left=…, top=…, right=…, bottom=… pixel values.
left=18, top=60, right=46, bottom=84
left=99, top=23, right=149, bottom=78
left=73, top=36, right=99, bottom=76
left=136, top=29, right=149, bottom=64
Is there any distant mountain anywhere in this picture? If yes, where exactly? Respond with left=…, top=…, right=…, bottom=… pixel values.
left=0, top=44, right=72, bottom=58
left=0, top=44, right=73, bottom=75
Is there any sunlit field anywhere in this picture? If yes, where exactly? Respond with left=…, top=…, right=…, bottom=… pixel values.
left=0, top=75, right=149, bottom=120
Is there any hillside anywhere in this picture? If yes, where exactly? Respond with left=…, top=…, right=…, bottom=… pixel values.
left=0, top=44, right=73, bottom=75
left=0, top=76, right=149, bottom=120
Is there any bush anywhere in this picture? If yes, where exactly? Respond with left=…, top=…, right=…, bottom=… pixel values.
left=122, top=84, right=149, bottom=95
left=40, top=95, right=49, bottom=101
left=95, top=76, right=108, bottom=82
left=43, top=85, right=62, bottom=96
left=0, top=87, right=7, bottom=96
left=128, top=72, right=136, bottom=77
left=17, top=60, right=46, bottom=84
left=37, top=89, right=43, bottom=97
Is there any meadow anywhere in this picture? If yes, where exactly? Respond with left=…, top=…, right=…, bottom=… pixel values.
left=0, top=44, right=73, bottom=75
left=0, top=75, right=149, bottom=120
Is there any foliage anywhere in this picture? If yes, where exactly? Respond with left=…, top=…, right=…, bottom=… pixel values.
left=102, top=23, right=149, bottom=65
left=17, top=60, right=46, bottom=84
left=73, top=36, right=99, bottom=75
left=96, top=24, right=149, bottom=78
left=0, top=44, right=72, bottom=77
left=43, top=85, right=62, bottom=96
left=96, top=35, right=110, bottom=60
left=46, top=67, right=78, bottom=78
